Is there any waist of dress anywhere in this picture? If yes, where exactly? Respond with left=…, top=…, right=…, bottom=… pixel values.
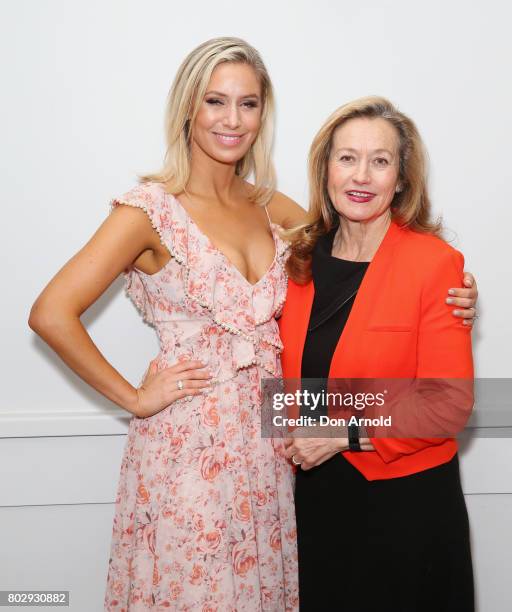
left=154, top=339, right=282, bottom=385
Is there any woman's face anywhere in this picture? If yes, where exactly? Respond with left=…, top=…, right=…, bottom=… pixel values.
left=327, top=117, right=400, bottom=223
left=191, top=62, right=263, bottom=166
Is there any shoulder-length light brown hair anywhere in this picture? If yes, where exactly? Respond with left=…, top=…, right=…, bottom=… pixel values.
left=141, top=37, right=276, bottom=205
left=287, top=96, right=442, bottom=283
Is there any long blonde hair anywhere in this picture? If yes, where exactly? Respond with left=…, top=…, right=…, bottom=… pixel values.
left=141, top=37, right=276, bottom=205
left=287, top=96, right=442, bottom=283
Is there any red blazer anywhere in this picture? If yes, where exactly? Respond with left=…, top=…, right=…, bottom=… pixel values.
left=278, top=221, right=474, bottom=480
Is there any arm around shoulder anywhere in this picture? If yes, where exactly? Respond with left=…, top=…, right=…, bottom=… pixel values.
left=267, top=191, right=308, bottom=229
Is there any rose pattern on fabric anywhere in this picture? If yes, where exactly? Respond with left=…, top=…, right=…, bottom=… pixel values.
left=104, top=182, right=298, bottom=611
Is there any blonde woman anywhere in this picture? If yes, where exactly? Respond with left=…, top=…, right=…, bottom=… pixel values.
left=29, top=39, right=477, bottom=610
left=29, top=38, right=301, bottom=611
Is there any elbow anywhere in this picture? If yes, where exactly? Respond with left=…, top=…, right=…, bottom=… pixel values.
left=28, top=300, right=40, bottom=332
left=28, top=300, right=61, bottom=338
left=28, top=301, right=47, bottom=336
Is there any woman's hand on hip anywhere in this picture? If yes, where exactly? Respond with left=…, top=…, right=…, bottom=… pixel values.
left=134, top=359, right=211, bottom=418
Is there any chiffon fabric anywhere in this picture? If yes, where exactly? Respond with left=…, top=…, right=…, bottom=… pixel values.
left=104, top=182, right=298, bottom=611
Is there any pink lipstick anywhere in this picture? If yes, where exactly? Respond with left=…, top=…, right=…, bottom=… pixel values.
left=346, top=190, right=375, bottom=203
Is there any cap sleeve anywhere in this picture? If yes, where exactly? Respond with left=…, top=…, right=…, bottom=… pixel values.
left=109, top=182, right=174, bottom=325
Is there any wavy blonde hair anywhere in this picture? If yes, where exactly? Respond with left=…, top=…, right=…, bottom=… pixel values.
left=287, top=96, right=442, bottom=283
left=141, top=37, right=276, bottom=205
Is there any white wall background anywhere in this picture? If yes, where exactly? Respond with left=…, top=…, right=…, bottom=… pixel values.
left=1, top=0, right=511, bottom=610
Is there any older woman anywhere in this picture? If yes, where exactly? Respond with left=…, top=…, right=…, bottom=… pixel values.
left=280, top=97, right=474, bottom=611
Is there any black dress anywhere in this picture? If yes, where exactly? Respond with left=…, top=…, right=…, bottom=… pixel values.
left=295, top=228, right=474, bottom=612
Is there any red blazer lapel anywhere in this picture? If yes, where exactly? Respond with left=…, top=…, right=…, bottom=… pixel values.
left=280, top=221, right=405, bottom=380
left=328, top=221, right=404, bottom=378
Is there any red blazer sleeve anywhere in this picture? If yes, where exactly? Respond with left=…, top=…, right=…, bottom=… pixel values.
left=371, top=248, right=474, bottom=463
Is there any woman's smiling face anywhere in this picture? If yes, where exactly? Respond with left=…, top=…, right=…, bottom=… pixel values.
left=327, top=117, right=401, bottom=223
left=190, top=62, right=263, bottom=166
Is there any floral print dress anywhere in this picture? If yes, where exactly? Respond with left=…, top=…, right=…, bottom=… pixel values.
left=104, top=182, right=298, bottom=611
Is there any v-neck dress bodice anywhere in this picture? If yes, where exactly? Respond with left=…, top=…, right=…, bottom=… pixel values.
left=104, top=182, right=298, bottom=611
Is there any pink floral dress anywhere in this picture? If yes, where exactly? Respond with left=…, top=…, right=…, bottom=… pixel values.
left=104, top=182, right=298, bottom=611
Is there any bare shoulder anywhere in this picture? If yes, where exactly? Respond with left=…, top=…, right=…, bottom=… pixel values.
left=267, top=190, right=307, bottom=229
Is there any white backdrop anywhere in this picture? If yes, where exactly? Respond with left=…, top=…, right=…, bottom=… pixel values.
left=2, top=0, right=510, bottom=419
left=1, top=1, right=511, bottom=610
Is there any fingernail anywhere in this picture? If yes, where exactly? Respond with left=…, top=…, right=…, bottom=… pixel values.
left=448, top=289, right=455, bottom=296
left=446, top=298, right=454, bottom=304
left=453, top=310, right=461, bottom=316
left=462, top=320, right=471, bottom=326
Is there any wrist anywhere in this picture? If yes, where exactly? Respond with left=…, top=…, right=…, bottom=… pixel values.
left=332, top=436, right=348, bottom=453
left=123, top=386, right=141, bottom=417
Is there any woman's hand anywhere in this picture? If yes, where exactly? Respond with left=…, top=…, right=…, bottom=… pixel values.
left=448, top=272, right=479, bottom=326
left=284, top=429, right=374, bottom=471
left=134, top=359, right=212, bottom=418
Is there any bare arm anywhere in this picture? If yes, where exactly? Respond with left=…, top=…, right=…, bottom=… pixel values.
left=28, top=205, right=209, bottom=416
left=267, top=191, right=308, bottom=228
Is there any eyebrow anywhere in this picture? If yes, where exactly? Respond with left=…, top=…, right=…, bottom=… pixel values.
left=334, top=147, right=395, bottom=155
left=205, top=90, right=261, bottom=100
